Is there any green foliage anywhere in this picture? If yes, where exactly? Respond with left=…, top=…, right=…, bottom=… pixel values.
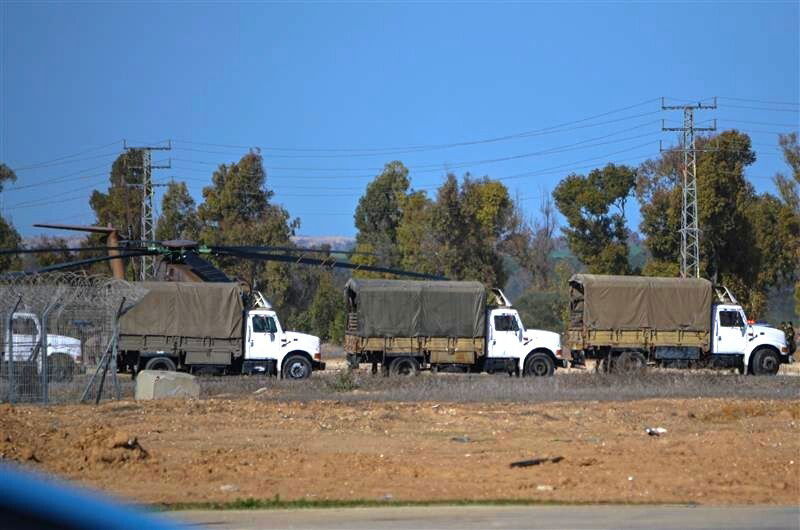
left=197, top=151, right=299, bottom=311
left=0, top=216, right=22, bottom=272
left=514, top=291, right=564, bottom=331
left=90, top=150, right=144, bottom=239
left=637, top=130, right=800, bottom=317
left=0, top=163, right=21, bottom=272
left=353, top=168, right=518, bottom=288
left=156, top=181, right=200, bottom=241
left=352, top=161, right=410, bottom=271
left=25, top=236, right=76, bottom=269
left=0, top=163, right=17, bottom=192
left=553, top=163, right=636, bottom=274
left=305, top=272, right=346, bottom=344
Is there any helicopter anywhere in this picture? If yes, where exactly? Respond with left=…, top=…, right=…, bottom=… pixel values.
left=1, top=223, right=445, bottom=282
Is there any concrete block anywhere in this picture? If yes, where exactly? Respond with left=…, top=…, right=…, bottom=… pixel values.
left=135, top=370, right=200, bottom=400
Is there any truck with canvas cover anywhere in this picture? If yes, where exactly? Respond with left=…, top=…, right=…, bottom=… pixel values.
left=567, top=274, right=793, bottom=374
left=117, top=282, right=324, bottom=379
left=344, top=279, right=565, bottom=376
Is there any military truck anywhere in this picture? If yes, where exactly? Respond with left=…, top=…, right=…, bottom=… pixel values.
left=117, top=282, right=324, bottom=379
left=567, top=274, right=793, bottom=375
left=344, top=279, right=565, bottom=376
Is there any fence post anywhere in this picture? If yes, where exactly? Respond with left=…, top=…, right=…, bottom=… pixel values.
left=40, top=303, right=60, bottom=405
left=5, top=295, right=22, bottom=404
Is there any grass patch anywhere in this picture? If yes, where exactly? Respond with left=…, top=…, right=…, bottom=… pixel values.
left=161, top=495, right=691, bottom=512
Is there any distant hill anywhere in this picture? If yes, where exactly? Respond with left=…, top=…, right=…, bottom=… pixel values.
left=291, top=235, right=356, bottom=251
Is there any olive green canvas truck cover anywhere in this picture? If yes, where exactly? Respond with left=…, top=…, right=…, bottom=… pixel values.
left=118, top=282, right=244, bottom=359
left=344, top=279, right=486, bottom=338
left=568, top=274, right=713, bottom=349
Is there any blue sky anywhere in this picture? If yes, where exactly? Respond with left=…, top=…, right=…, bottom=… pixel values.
left=1, top=1, right=797, bottom=240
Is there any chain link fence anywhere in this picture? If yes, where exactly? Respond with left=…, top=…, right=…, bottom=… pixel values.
left=0, top=273, right=146, bottom=404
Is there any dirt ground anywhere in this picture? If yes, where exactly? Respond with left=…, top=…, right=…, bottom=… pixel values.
left=1, top=395, right=798, bottom=506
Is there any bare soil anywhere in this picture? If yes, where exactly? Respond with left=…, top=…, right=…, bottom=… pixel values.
left=1, top=394, right=798, bottom=506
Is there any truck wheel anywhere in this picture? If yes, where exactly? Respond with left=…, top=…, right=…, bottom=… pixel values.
left=750, top=348, right=780, bottom=376
left=389, top=356, right=420, bottom=377
left=47, top=353, right=76, bottom=382
left=613, top=351, right=647, bottom=373
left=282, top=355, right=312, bottom=380
left=144, top=356, right=177, bottom=372
left=523, top=353, right=555, bottom=377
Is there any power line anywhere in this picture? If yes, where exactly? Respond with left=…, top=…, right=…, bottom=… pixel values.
left=7, top=140, right=123, bottom=171
left=171, top=97, right=662, bottom=154
left=721, top=104, right=800, bottom=113
left=11, top=151, right=122, bottom=172
left=719, top=96, right=799, bottom=107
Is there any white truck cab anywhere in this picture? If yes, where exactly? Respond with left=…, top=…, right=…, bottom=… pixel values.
left=713, top=303, right=791, bottom=375
left=3, top=312, right=82, bottom=382
left=243, top=300, right=323, bottom=379
left=486, top=291, right=566, bottom=376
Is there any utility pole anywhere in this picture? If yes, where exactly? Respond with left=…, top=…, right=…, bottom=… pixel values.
left=661, top=98, right=716, bottom=279
left=123, top=140, right=171, bottom=280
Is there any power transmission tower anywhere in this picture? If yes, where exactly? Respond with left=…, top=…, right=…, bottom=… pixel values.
left=123, top=140, right=171, bottom=280
left=661, top=98, right=716, bottom=279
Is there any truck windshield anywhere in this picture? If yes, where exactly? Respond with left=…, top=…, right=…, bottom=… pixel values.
left=494, top=315, right=519, bottom=332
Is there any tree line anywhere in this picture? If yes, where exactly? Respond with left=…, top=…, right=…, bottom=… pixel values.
left=0, top=130, right=797, bottom=341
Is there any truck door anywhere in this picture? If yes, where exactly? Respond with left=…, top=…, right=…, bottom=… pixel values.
left=713, top=307, right=747, bottom=354
left=246, top=314, right=281, bottom=360
left=488, top=312, right=520, bottom=358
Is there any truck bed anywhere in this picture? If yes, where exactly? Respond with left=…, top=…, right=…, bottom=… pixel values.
left=119, top=334, right=242, bottom=365
left=567, top=328, right=709, bottom=351
left=345, top=334, right=485, bottom=365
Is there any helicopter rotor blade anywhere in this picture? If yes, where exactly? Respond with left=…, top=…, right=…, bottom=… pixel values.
left=0, top=246, right=128, bottom=256
left=212, top=245, right=380, bottom=256
left=211, top=248, right=446, bottom=280
left=28, top=251, right=152, bottom=275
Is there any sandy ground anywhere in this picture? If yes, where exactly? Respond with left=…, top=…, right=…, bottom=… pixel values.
left=1, top=396, right=798, bottom=506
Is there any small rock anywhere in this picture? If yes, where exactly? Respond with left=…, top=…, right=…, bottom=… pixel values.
left=451, top=435, right=471, bottom=443
left=253, top=387, right=268, bottom=395
left=219, top=484, right=238, bottom=492
left=628, top=476, right=634, bottom=481
left=536, top=485, right=554, bottom=492
left=645, top=427, right=667, bottom=436
left=19, top=448, right=39, bottom=462
left=381, top=493, right=393, bottom=501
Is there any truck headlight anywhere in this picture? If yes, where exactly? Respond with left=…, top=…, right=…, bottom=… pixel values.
left=314, top=352, right=321, bottom=360
left=781, top=346, right=789, bottom=353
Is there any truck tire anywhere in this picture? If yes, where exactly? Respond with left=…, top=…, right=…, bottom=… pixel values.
left=389, top=356, right=420, bottom=377
left=750, top=348, right=780, bottom=376
left=47, top=353, right=76, bottom=382
left=523, top=353, right=555, bottom=377
left=613, top=351, right=647, bottom=373
left=144, top=356, right=177, bottom=372
left=282, top=355, right=312, bottom=380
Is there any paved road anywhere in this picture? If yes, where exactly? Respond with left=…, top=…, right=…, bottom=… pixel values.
left=170, top=505, right=800, bottom=530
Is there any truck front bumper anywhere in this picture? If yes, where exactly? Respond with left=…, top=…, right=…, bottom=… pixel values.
left=312, top=360, right=326, bottom=371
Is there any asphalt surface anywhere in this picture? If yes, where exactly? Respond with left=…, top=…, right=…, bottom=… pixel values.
left=169, top=505, right=800, bottom=530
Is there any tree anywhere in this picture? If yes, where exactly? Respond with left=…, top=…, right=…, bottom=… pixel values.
left=418, top=174, right=515, bottom=286
left=197, top=151, right=299, bottom=311
left=305, top=271, right=346, bottom=344
left=503, top=195, right=558, bottom=290
left=0, top=163, right=22, bottom=272
left=89, top=150, right=144, bottom=239
left=553, top=163, right=636, bottom=274
left=352, top=161, right=410, bottom=269
left=156, top=181, right=200, bottom=241
left=637, top=130, right=799, bottom=316
left=25, top=236, right=76, bottom=269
